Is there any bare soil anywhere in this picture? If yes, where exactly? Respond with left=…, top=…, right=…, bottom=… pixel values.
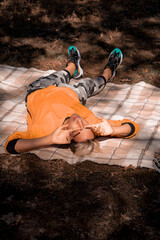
left=0, top=154, right=160, bottom=240
left=0, top=0, right=160, bottom=239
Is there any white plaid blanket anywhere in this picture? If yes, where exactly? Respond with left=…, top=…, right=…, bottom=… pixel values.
left=0, top=64, right=160, bottom=170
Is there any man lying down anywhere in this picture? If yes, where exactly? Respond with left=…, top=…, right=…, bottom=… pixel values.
left=5, top=46, right=139, bottom=156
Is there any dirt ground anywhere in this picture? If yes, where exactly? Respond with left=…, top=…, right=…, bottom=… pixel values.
left=0, top=0, right=160, bottom=239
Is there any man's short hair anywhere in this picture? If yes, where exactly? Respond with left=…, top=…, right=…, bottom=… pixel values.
left=70, top=139, right=99, bottom=157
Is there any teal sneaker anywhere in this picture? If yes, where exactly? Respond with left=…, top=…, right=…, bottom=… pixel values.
left=66, top=46, right=83, bottom=79
left=104, top=48, right=123, bottom=80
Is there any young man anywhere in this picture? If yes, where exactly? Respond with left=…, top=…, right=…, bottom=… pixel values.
left=5, top=46, right=139, bottom=156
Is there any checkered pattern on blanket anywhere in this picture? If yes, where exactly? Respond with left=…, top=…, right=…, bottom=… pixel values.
left=0, top=64, right=160, bottom=170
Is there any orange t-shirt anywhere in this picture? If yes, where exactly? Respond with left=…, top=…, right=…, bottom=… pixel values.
left=5, top=85, right=139, bottom=153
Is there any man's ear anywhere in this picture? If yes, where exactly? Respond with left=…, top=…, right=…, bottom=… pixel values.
left=61, top=124, right=69, bottom=130
left=63, top=116, right=70, bottom=124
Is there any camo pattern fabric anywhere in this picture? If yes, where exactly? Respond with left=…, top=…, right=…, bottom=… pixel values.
left=26, top=70, right=106, bottom=105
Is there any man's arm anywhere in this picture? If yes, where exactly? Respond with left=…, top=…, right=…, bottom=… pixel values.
left=86, top=117, right=137, bottom=138
left=111, top=124, right=132, bottom=137
left=10, top=125, right=80, bottom=154
left=15, top=134, right=52, bottom=153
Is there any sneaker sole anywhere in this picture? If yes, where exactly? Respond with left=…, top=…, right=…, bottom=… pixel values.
left=73, top=47, right=83, bottom=79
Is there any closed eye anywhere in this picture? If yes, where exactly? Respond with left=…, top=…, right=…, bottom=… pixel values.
left=72, top=131, right=81, bottom=138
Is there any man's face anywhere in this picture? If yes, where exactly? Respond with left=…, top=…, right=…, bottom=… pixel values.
left=65, top=114, right=94, bottom=142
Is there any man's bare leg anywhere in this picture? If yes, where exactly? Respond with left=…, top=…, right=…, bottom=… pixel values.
left=66, top=63, right=112, bottom=83
left=102, top=68, right=112, bottom=82
left=65, top=63, right=76, bottom=77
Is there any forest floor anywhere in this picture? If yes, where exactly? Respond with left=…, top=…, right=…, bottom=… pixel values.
left=0, top=0, right=160, bottom=239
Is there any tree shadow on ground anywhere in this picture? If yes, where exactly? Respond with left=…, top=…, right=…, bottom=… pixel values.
left=0, top=154, right=159, bottom=240
left=0, top=43, right=46, bottom=66
left=0, top=0, right=159, bottom=74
